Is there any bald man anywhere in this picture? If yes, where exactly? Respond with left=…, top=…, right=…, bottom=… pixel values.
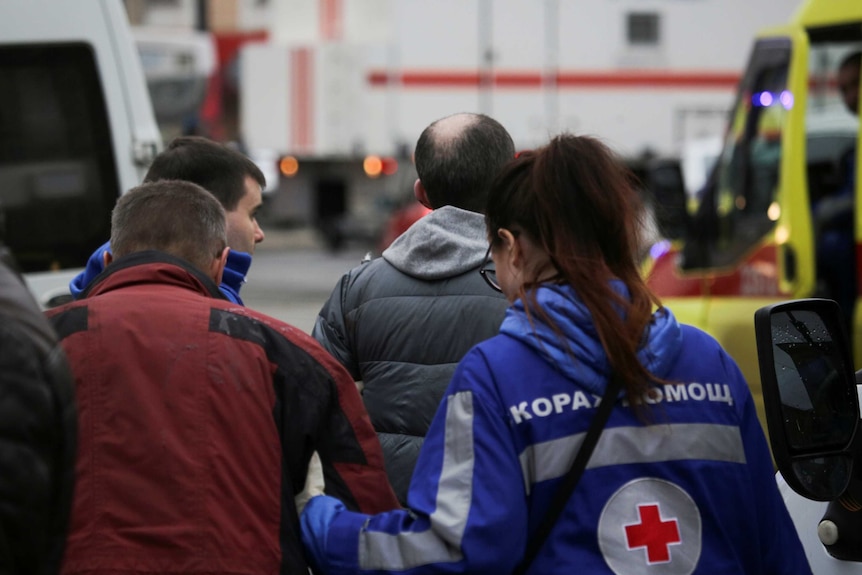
left=312, top=113, right=513, bottom=504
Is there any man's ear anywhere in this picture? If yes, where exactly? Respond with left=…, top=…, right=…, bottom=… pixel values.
left=102, top=250, right=113, bottom=268
left=414, top=179, right=432, bottom=209
left=210, top=247, right=230, bottom=285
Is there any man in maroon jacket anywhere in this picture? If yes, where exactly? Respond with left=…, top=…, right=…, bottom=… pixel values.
left=46, top=180, right=398, bottom=575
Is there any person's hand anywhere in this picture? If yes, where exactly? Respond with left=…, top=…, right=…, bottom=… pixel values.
left=295, top=451, right=325, bottom=515
left=300, top=495, right=347, bottom=574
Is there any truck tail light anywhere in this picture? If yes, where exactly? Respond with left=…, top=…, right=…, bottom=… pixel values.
left=279, top=155, right=299, bottom=177
left=364, top=155, right=398, bottom=178
left=381, top=157, right=398, bottom=175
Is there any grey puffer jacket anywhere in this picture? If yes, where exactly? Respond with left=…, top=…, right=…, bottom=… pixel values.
left=0, top=249, right=77, bottom=575
left=312, top=206, right=508, bottom=504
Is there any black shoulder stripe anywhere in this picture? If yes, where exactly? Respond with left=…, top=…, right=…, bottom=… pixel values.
left=208, top=308, right=367, bottom=468
left=208, top=307, right=334, bottom=407
left=209, top=307, right=270, bottom=345
left=49, top=306, right=88, bottom=340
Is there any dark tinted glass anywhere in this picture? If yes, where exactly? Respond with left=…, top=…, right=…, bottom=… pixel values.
left=769, top=308, right=858, bottom=451
left=0, top=43, right=119, bottom=272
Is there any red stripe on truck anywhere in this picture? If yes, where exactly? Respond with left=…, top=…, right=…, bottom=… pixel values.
left=367, top=69, right=741, bottom=89
left=320, top=0, right=343, bottom=41
left=291, top=48, right=313, bottom=151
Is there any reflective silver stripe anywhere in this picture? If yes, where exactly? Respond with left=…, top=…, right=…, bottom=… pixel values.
left=359, top=391, right=473, bottom=570
left=519, top=424, right=745, bottom=493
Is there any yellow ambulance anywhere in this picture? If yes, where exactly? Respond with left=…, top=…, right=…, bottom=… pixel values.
left=645, top=0, right=862, bottom=432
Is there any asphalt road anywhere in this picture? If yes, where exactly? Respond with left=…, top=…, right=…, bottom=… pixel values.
left=241, top=227, right=376, bottom=334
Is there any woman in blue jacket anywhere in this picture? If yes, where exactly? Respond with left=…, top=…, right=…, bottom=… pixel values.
left=300, top=133, right=811, bottom=575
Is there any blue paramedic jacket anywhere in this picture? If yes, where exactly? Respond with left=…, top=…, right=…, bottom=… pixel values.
left=301, top=283, right=811, bottom=575
left=69, top=240, right=251, bottom=305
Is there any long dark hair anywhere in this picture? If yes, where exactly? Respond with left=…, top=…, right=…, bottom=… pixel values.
left=485, top=133, right=664, bottom=407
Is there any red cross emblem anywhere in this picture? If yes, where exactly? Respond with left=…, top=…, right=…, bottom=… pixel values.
left=599, top=479, right=700, bottom=575
left=624, top=503, right=681, bottom=563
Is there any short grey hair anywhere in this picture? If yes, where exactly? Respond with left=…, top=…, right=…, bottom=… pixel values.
left=110, top=180, right=227, bottom=272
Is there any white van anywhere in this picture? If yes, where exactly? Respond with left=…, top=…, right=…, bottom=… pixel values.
left=0, top=0, right=162, bottom=307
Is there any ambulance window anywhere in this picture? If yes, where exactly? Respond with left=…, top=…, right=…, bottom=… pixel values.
left=805, top=41, right=859, bottom=207
left=0, top=43, right=119, bottom=273
left=682, top=38, right=790, bottom=270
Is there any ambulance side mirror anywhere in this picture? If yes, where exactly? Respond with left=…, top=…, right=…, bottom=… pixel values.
left=754, top=298, right=860, bottom=501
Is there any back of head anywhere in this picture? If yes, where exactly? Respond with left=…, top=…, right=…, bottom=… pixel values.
left=143, top=136, right=266, bottom=211
left=486, top=134, right=645, bottom=284
left=110, top=180, right=227, bottom=273
left=486, top=133, right=660, bottom=406
left=414, top=113, right=514, bottom=212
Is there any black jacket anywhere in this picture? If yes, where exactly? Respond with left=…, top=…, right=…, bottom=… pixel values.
left=313, top=207, right=508, bottom=504
left=0, top=248, right=77, bottom=575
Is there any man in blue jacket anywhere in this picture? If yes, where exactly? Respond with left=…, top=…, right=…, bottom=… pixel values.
left=69, top=136, right=266, bottom=305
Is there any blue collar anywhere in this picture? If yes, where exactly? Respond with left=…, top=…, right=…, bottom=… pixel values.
left=219, top=249, right=252, bottom=305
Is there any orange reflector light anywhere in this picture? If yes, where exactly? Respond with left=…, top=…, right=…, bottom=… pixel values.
left=279, top=156, right=299, bottom=177
left=364, top=155, right=383, bottom=178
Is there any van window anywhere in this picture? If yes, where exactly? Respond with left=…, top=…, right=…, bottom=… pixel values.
left=0, top=43, right=119, bottom=273
left=683, top=38, right=791, bottom=270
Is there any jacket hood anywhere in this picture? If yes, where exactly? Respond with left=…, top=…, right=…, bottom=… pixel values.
left=499, top=283, right=683, bottom=395
left=382, top=206, right=489, bottom=279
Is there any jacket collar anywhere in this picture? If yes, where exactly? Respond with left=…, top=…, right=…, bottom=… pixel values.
left=219, top=249, right=251, bottom=305
left=81, top=250, right=227, bottom=301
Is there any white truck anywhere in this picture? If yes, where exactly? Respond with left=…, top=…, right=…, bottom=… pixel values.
left=0, top=0, right=162, bottom=307
left=237, top=0, right=801, bottom=246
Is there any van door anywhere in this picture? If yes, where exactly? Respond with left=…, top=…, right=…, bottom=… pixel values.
left=0, top=43, right=119, bottom=300
left=0, top=0, right=161, bottom=307
left=100, top=0, right=162, bottom=169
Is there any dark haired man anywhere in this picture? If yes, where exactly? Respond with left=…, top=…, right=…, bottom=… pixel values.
left=47, top=180, right=398, bottom=575
left=312, top=112, right=512, bottom=504
left=69, top=136, right=266, bottom=304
